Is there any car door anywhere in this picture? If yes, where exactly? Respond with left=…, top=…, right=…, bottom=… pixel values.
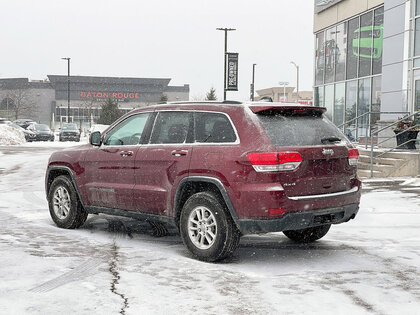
left=82, top=112, right=151, bottom=210
left=134, top=111, right=193, bottom=215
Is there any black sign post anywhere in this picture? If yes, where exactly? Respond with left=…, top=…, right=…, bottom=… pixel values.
left=226, top=52, right=238, bottom=91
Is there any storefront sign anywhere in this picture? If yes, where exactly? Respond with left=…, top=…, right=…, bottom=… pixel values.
left=298, top=100, right=313, bottom=105
left=314, top=0, right=344, bottom=14
left=226, top=53, right=238, bottom=91
left=80, top=91, right=139, bottom=100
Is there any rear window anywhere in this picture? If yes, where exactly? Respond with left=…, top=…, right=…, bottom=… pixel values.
left=257, top=113, right=349, bottom=146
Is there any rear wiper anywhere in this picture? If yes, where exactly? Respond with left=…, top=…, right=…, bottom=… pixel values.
left=321, top=137, right=341, bottom=144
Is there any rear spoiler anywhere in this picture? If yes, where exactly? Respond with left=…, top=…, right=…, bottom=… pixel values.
left=249, top=105, right=327, bottom=116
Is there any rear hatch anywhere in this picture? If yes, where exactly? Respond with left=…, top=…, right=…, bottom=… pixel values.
left=251, top=105, right=358, bottom=197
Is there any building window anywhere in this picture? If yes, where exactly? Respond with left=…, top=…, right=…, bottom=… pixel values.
left=325, top=27, right=336, bottom=84
left=335, top=23, right=347, bottom=82
left=314, top=86, right=324, bottom=107
left=345, top=80, right=358, bottom=140
left=357, top=77, right=371, bottom=139
left=315, top=32, right=325, bottom=85
left=334, top=83, right=345, bottom=126
left=324, top=84, right=334, bottom=121
left=415, top=18, right=420, bottom=57
left=371, top=76, right=382, bottom=125
left=347, top=17, right=360, bottom=80
left=372, top=7, right=384, bottom=75
left=358, top=11, right=373, bottom=78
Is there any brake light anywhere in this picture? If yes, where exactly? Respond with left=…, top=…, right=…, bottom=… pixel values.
left=348, top=148, right=359, bottom=166
left=248, top=152, right=302, bottom=172
left=268, top=208, right=286, bottom=216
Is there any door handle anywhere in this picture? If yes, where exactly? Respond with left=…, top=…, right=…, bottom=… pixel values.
left=119, top=150, right=134, bottom=157
left=171, top=150, right=188, bottom=157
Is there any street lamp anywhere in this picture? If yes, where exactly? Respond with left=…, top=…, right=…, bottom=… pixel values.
left=61, top=57, right=71, bottom=122
left=278, top=81, right=289, bottom=103
left=290, top=61, right=299, bottom=103
left=216, top=27, right=236, bottom=101
left=251, top=63, right=256, bottom=101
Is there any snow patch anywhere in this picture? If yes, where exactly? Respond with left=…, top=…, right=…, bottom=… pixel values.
left=0, top=124, right=26, bottom=145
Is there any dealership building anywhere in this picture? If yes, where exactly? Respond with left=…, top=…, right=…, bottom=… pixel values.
left=0, top=75, right=189, bottom=128
left=313, top=0, right=420, bottom=139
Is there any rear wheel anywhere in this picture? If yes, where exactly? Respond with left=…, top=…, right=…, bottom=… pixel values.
left=180, top=192, right=240, bottom=262
left=48, top=175, right=87, bottom=229
left=283, top=224, right=331, bottom=243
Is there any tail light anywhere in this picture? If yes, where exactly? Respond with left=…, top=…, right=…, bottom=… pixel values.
left=248, top=152, right=302, bottom=172
left=348, top=148, right=359, bottom=166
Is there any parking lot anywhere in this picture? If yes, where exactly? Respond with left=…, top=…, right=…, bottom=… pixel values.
left=1, top=142, right=420, bottom=314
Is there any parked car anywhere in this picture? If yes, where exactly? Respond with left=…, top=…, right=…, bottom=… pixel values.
left=13, top=118, right=36, bottom=129
left=7, top=122, right=36, bottom=141
left=59, top=123, right=80, bottom=142
left=0, top=117, right=12, bottom=124
left=27, top=123, right=54, bottom=141
left=45, top=101, right=361, bottom=262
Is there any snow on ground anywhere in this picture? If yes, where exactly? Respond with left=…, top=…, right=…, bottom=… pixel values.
left=0, top=124, right=26, bottom=145
left=0, top=143, right=420, bottom=314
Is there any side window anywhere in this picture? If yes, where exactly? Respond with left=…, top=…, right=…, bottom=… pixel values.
left=104, top=113, right=150, bottom=146
left=150, top=111, right=191, bottom=144
left=195, top=112, right=237, bottom=143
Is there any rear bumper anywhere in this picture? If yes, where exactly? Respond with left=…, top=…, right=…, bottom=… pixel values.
left=237, top=203, right=359, bottom=235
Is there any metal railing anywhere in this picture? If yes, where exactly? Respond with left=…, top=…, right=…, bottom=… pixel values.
left=337, top=110, right=420, bottom=178
left=368, top=112, right=420, bottom=178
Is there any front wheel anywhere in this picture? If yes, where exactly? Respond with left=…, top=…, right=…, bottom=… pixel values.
left=48, top=175, right=88, bottom=229
left=283, top=224, right=331, bottom=243
left=180, top=192, right=240, bottom=262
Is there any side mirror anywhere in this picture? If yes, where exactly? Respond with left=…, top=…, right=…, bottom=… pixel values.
left=90, top=131, right=102, bottom=146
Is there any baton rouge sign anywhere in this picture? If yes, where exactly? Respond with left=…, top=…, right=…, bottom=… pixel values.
left=80, top=91, right=140, bottom=100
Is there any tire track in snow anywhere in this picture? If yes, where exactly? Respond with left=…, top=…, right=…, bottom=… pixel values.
left=29, top=257, right=104, bottom=293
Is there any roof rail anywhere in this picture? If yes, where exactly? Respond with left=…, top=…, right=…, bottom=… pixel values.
left=167, top=100, right=243, bottom=105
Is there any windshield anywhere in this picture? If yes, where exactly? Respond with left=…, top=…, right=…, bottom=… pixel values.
left=62, top=124, right=78, bottom=130
left=35, top=124, right=50, bottom=131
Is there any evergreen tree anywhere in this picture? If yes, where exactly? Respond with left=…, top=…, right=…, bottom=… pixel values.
left=97, top=98, right=123, bottom=125
left=160, top=94, right=168, bottom=102
left=205, top=87, right=217, bottom=101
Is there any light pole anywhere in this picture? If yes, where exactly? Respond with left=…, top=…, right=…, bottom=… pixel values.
left=290, top=61, right=299, bottom=103
left=216, top=27, right=236, bottom=101
left=251, top=63, right=256, bottom=101
left=278, top=81, right=289, bottom=102
left=61, top=57, right=71, bottom=122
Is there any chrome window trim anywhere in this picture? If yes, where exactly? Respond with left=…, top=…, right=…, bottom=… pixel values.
left=288, top=186, right=359, bottom=201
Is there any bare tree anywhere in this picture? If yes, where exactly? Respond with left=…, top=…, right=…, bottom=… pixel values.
left=6, top=88, right=37, bottom=120
left=80, top=96, right=98, bottom=127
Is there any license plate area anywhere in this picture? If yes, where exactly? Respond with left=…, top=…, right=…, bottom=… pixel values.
left=313, top=211, right=344, bottom=224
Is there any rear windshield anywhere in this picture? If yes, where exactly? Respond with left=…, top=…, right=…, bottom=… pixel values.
left=257, top=113, right=349, bottom=146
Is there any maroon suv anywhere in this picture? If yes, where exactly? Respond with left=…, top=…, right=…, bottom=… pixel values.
left=45, top=101, right=361, bottom=262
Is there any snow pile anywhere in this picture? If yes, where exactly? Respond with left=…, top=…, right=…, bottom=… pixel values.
left=0, top=124, right=26, bottom=145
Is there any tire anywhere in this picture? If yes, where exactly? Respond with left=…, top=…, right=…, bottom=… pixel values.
left=180, top=192, right=240, bottom=262
left=48, top=175, right=88, bottom=229
left=283, top=224, right=331, bottom=243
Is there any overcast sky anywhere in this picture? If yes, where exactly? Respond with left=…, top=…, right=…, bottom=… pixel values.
left=0, top=0, right=314, bottom=101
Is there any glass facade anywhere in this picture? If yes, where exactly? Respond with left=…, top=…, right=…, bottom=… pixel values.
left=55, top=106, right=132, bottom=126
left=314, top=5, right=383, bottom=140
